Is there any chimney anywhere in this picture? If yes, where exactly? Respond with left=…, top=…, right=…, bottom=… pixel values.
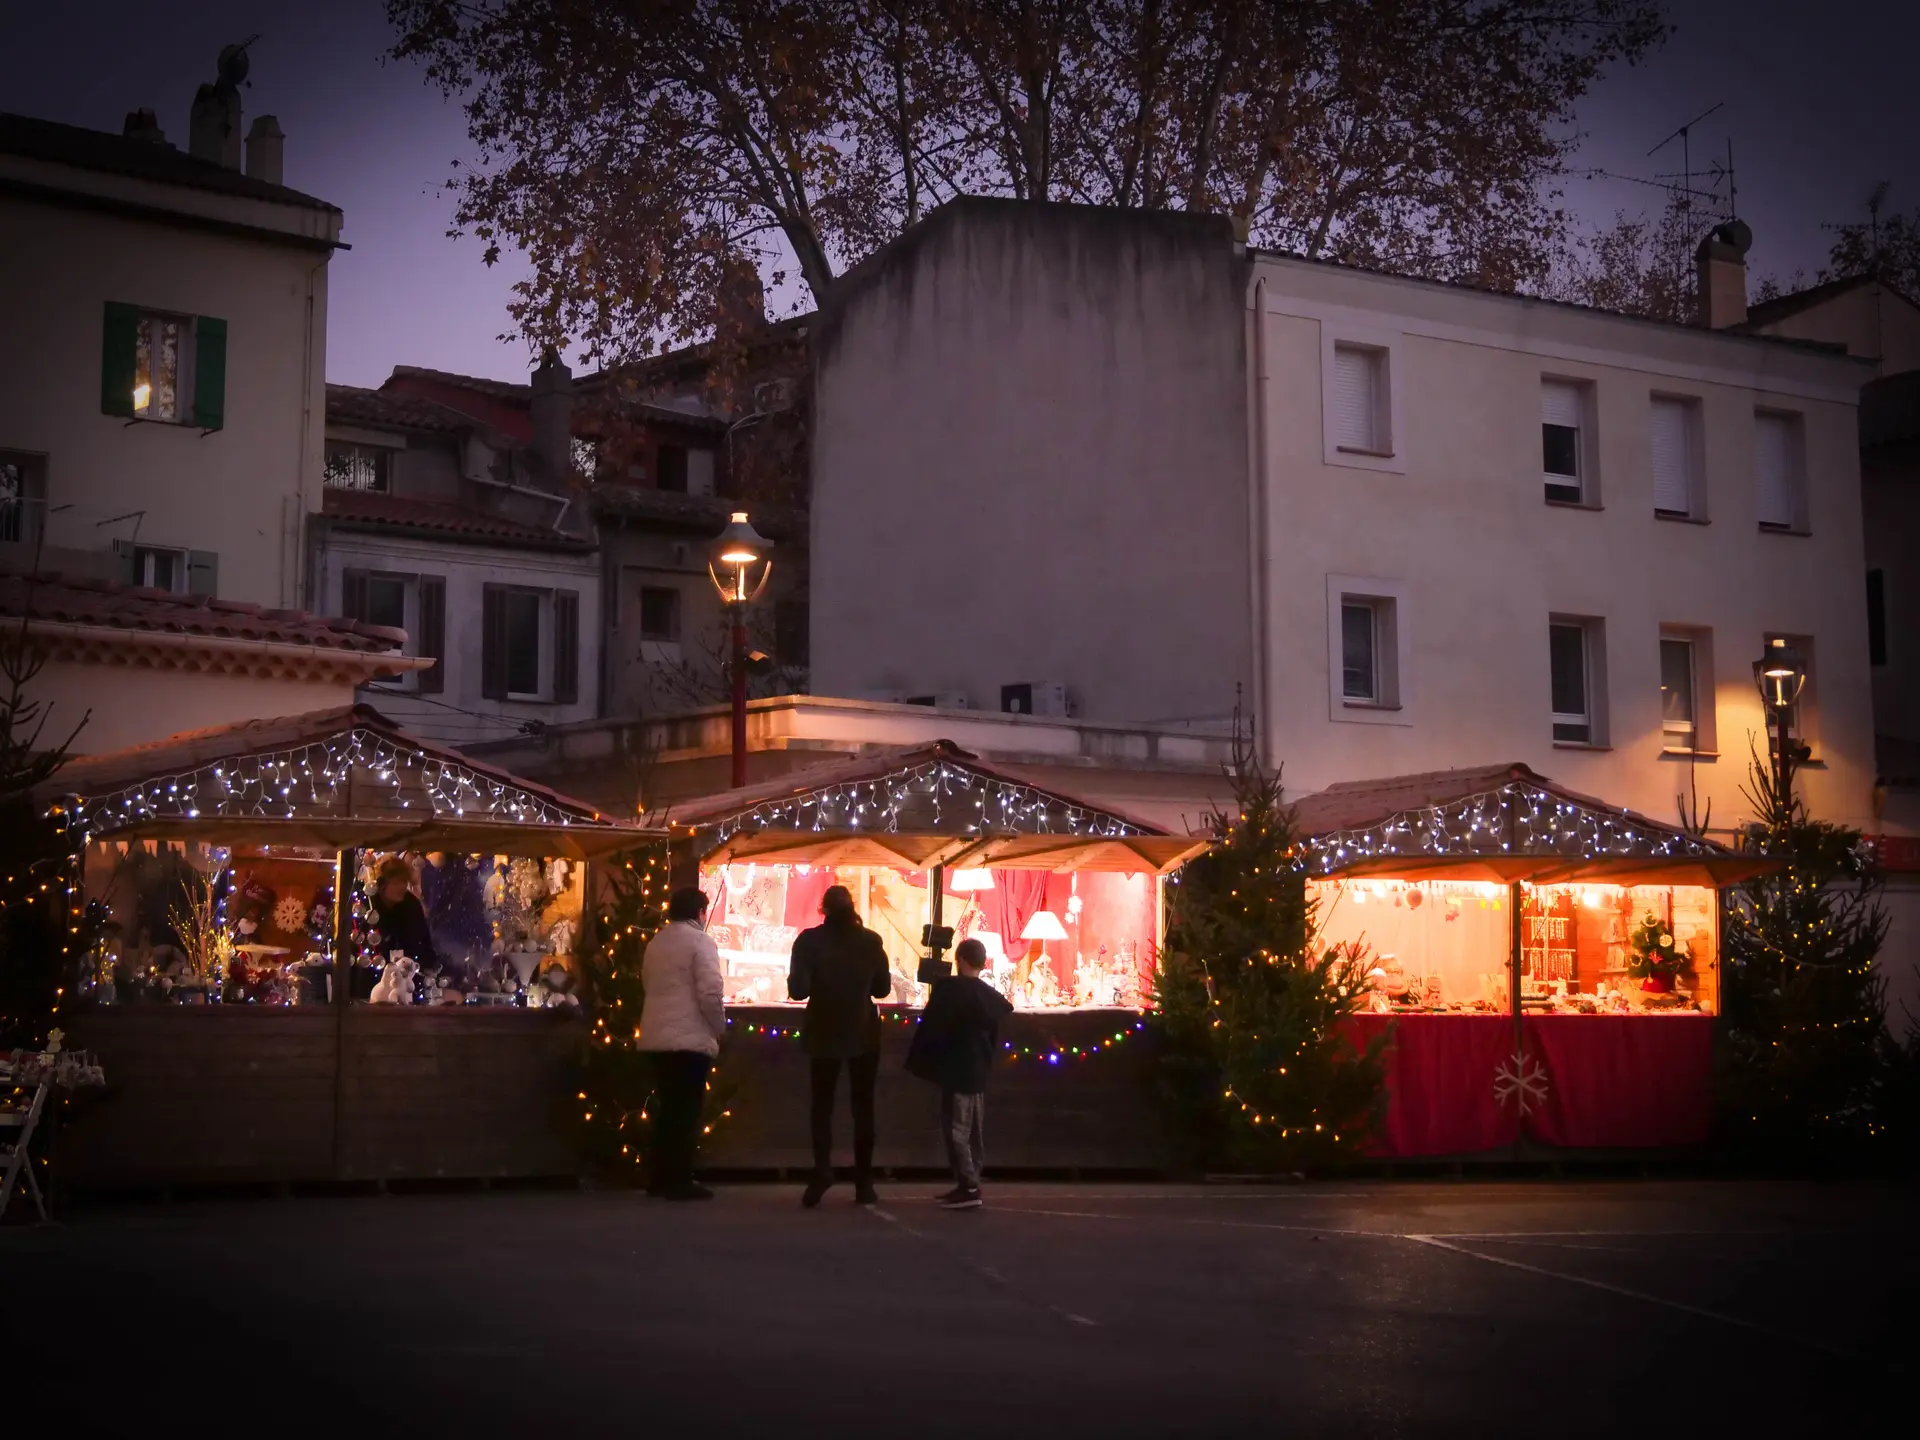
left=189, top=81, right=242, bottom=168
left=122, top=109, right=168, bottom=146
left=1695, top=219, right=1752, bottom=329
left=245, top=115, right=284, bottom=185
left=529, top=351, right=575, bottom=483
left=716, top=250, right=768, bottom=334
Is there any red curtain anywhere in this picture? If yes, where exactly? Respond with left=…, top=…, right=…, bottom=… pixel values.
left=1344, top=1014, right=1521, bottom=1157
left=782, top=866, right=835, bottom=928
left=1523, top=1015, right=1714, bottom=1149
left=989, top=871, right=1050, bottom=951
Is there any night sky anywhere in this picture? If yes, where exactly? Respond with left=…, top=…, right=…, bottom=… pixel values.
left=5, top=0, right=1915, bottom=387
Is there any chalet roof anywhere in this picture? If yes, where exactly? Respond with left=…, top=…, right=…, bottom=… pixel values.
left=652, top=740, right=1209, bottom=874
left=40, top=703, right=649, bottom=859
left=0, top=571, right=403, bottom=653
left=0, top=111, right=339, bottom=214
left=320, top=489, right=595, bottom=552
left=1288, top=762, right=1766, bottom=885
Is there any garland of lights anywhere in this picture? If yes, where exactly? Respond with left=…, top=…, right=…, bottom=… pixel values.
left=709, top=761, right=1143, bottom=843
left=1300, top=779, right=1727, bottom=876
left=730, top=1012, right=1151, bottom=1063
left=68, top=727, right=598, bottom=839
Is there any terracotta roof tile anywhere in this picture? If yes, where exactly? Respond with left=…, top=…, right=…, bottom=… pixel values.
left=0, top=572, right=403, bottom=652
left=326, top=384, right=474, bottom=436
left=320, top=489, right=594, bottom=550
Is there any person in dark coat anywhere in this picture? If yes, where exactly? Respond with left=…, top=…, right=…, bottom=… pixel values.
left=370, top=858, right=439, bottom=967
left=906, top=938, right=1013, bottom=1209
left=787, top=884, right=894, bottom=1207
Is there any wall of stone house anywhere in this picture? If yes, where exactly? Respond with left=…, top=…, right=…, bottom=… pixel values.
left=0, top=190, right=329, bottom=608
left=1249, top=254, right=1879, bottom=838
left=29, top=658, right=356, bottom=755
left=811, top=199, right=1254, bottom=729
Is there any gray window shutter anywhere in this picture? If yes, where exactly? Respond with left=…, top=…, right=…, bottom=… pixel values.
left=553, top=588, right=579, bottom=704
left=340, top=568, right=369, bottom=622
left=111, top=538, right=137, bottom=585
left=1756, top=413, right=1797, bottom=529
left=186, top=550, right=218, bottom=597
left=418, top=575, right=446, bottom=693
left=192, top=317, right=227, bottom=430
left=101, top=303, right=139, bottom=418
left=1650, top=399, right=1694, bottom=515
left=1332, top=346, right=1378, bottom=451
left=481, top=584, right=508, bottom=700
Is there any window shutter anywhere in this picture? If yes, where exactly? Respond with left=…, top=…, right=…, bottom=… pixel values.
left=481, top=585, right=508, bottom=700
left=1332, top=347, right=1377, bottom=450
left=340, top=568, right=369, bottom=622
left=192, top=317, right=227, bottom=430
left=417, top=576, right=446, bottom=693
left=186, top=551, right=218, bottom=597
left=1650, top=399, right=1693, bottom=515
left=101, top=303, right=139, bottom=418
left=111, top=538, right=137, bottom=585
left=1756, top=413, right=1796, bottom=529
left=553, top=589, right=580, bottom=705
left=1541, top=381, right=1583, bottom=429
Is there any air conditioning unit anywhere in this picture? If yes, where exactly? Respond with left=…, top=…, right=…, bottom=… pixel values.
left=904, top=692, right=969, bottom=710
left=1001, top=681, right=1071, bottom=718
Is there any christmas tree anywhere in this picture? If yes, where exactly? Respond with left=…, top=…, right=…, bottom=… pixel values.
left=1154, top=729, right=1388, bottom=1172
left=1719, top=745, right=1895, bottom=1162
left=574, top=846, right=737, bottom=1183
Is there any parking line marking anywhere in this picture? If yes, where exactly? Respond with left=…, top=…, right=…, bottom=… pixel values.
left=1404, top=1234, right=1843, bottom=1356
left=868, top=1206, right=1101, bottom=1328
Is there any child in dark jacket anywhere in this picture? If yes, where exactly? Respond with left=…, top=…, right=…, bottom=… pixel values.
left=906, top=938, right=1014, bottom=1209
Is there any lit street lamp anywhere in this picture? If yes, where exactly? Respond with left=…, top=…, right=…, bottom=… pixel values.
left=709, top=510, right=773, bottom=787
left=1752, top=637, right=1809, bottom=799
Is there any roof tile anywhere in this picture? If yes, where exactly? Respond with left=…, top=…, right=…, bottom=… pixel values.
left=0, top=572, right=404, bottom=651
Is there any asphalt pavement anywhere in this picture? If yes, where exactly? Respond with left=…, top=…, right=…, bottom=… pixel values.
left=4, top=1179, right=1914, bottom=1437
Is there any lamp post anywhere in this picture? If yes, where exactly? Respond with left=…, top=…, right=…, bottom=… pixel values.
left=1753, top=637, right=1809, bottom=802
left=708, top=511, right=774, bottom=788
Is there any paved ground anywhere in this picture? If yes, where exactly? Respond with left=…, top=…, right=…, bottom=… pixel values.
left=5, top=1179, right=1915, bottom=1437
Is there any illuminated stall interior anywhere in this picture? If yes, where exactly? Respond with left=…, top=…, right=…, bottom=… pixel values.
left=657, top=742, right=1212, bottom=1010
left=47, top=705, right=649, bottom=1008
left=1293, top=763, right=1772, bottom=1016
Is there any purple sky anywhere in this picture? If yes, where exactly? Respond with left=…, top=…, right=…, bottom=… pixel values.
left=6, top=1, right=1915, bottom=388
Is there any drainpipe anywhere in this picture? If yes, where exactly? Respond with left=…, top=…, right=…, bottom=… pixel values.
left=292, top=250, right=329, bottom=609
left=1247, top=277, right=1272, bottom=763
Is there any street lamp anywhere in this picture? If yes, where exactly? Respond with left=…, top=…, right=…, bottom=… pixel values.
left=709, top=511, right=773, bottom=787
left=1752, top=637, right=1809, bottom=798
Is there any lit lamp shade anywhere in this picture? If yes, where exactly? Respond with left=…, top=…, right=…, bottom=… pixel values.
left=1020, top=909, right=1069, bottom=943
left=947, top=869, right=995, bottom=893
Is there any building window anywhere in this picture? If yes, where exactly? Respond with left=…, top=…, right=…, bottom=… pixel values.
left=639, top=586, right=680, bottom=642
left=135, top=545, right=186, bottom=593
left=1650, top=395, right=1703, bottom=520
left=1549, top=619, right=1607, bottom=744
left=101, top=304, right=228, bottom=429
left=502, top=590, right=543, bottom=697
left=0, top=452, right=44, bottom=547
left=1331, top=344, right=1389, bottom=454
left=1868, top=570, right=1888, bottom=668
left=1326, top=576, right=1408, bottom=722
left=1542, top=380, right=1591, bottom=505
left=324, top=443, right=391, bottom=492
left=656, top=444, right=689, bottom=493
left=1341, top=602, right=1379, bottom=701
left=1657, top=629, right=1716, bottom=753
left=134, top=313, right=188, bottom=422
left=482, top=584, right=580, bottom=704
left=1755, top=410, right=1806, bottom=533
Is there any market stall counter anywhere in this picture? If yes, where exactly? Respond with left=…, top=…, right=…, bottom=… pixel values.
left=38, top=704, right=656, bottom=1189
left=1293, top=764, right=1771, bottom=1159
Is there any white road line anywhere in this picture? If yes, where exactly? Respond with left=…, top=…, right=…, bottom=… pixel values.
left=1404, top=1234, right=1843, bottom=1356
left=992, top=1206, right=1387, bottom=1237
left=868, top=1205, right=1101, bottom=1328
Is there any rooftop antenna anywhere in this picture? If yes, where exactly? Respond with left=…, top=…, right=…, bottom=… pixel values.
left=1865, top=180, right=1892, bottom=264
left=1648, top=102, right=1726, bottom=304
left=217, top=35, right=261, bottom=91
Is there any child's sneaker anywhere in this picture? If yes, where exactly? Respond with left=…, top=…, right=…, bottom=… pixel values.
left=938, top=1186, right=983, bottom=1209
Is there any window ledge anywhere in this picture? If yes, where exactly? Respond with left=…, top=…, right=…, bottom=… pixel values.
left=1659, top=747, right=1720, bottom=759
left=1342, top=700, right=1401, bottom=712
left=1758, top=524, right=1811, bottom=538
left=1654, top=511, right=1710, bottom=526
left=1552, top=740, right=1612, bottom=751
left=1544, top=497, right=1601, bottom=511
left=1335, top=444, right=1395, bottom=459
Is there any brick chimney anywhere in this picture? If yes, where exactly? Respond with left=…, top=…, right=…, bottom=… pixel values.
left=529, top=351, right=574, bottom=484
left=245, top=115, right=284, bottom=185
left=1695, top=219, right=1752, bottom=329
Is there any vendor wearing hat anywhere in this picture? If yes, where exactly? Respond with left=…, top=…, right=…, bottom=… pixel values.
left=369, top=857, right=440, bottom=970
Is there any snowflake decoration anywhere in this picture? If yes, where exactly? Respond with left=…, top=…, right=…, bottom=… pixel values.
left=1493, top=1048, right=1550, bottom=1115
left=273, top=894, right=309, bottom=934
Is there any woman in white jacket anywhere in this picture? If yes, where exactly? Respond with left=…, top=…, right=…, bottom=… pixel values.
left=637, top=886, right=728, bottom=1200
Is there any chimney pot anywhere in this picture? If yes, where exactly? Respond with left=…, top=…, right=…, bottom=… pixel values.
left=188, top=67, right=243, bottom=169
left=245, top=115, right=285, bottom=186
left=122, top=109, right=167, bottom=146
left=1695, top=221, right=1751, bottom=330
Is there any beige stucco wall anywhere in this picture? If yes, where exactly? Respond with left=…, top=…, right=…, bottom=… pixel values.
left=1749, top=282, right=1920, bottom=375
left=1251, top=255, right=1879, bottom=835
left=28, top=659, right=356, bottom=756
left=0, top=180, right=331, bottom=608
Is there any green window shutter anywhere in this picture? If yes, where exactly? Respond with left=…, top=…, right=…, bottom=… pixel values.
left=101, top=303, right=139, bottom=417
left=481, top=585, right=508, bottom=700
left=186, top=551, right=218, bottom=597
left=192, top=316, right=227, bottom=430
left=417, top=576, right=446, bottom=694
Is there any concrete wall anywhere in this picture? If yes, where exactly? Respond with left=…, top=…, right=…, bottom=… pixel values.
left=310, top=531, right=601, bottom=746
left=811, top=199, right=1253, bottom=728
left=30, top=660, right=356, bottom=755
left=0, top=185, right=330, bottom=608
left=1250, top=254, right=1879, bottom=834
